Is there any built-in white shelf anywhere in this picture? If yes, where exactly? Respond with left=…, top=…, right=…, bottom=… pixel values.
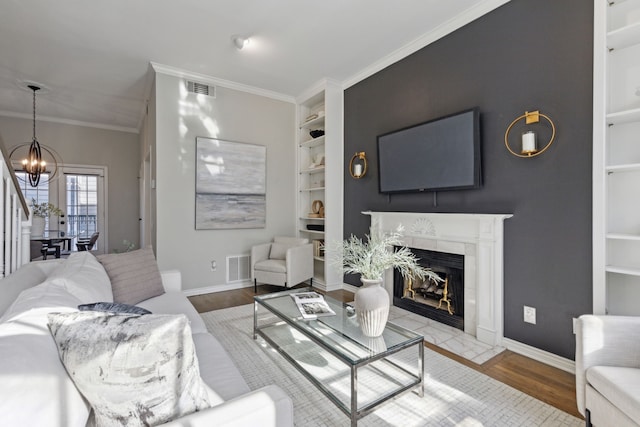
left=299, top=166, right=325, bottom=175
left=606, top=265, right=640, bottom=276
left=606, top=163, right=640, bottom=173
left=607, top=233, right=640, bottom=241
left=608, top=21, right=640, bottom=51
left=299, top=229, right=325, bottom=236
left=594, top=0, right=640, bottom=314
left=296, top=81, right=343, bottom=291
left=606, top=107, right=640, bottom=125
left=299, top=115, right=325, bottom=130
left=299, top=136, right=325, bottom=148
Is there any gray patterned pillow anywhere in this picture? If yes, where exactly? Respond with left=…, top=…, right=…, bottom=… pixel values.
left=47, top=311, right=211, bottom=426
left=78, top=302, right=151, bottom=315
left=97, top=247, right=165, bottom=305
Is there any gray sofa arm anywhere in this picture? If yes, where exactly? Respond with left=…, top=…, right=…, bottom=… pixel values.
left=159, top=385, right=293, bottom=427
left=575, top=314, right=640, bottom=415
left=160, top=269, right=182, bottom=292
left=286, top=243, right=313, bottom=285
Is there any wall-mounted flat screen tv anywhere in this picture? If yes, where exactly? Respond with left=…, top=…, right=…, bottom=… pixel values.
left=377, top=108, right=481, bottom=193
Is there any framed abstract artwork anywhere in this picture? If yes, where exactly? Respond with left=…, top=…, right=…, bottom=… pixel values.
left=195, top=137, right=266, bottom=229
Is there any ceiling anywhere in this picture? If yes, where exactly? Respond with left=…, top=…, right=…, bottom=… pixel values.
left=0, top=0, right=506, bottom=133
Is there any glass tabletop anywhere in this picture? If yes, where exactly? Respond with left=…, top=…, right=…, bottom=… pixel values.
left=255, top=288, right=423, bottom=365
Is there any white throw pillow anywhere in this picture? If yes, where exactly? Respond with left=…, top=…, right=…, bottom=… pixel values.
left=47, top=251, right=113, bottom=303
left=47, top=311, right=211, bottom=426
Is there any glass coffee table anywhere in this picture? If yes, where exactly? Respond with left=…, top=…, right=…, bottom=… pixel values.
left=254, top=288, right=424, bottom=426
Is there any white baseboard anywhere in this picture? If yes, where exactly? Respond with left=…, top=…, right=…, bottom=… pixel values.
left=183, top=279, right=322, bottom=297
left=502, top=337, right=575, bottom=374
left=182, top=281, right=253, bottom=297
left=341, top=283, right=359, bottom=295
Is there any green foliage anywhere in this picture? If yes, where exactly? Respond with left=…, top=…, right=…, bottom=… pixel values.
left=30, top=198, right=64, bottom=218
left=113, top=240, right=136, bottom=253
left=329, top=224, right=442, bottom=282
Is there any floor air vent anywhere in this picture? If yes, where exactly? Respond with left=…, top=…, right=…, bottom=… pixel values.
left=186, top=80, right=216, bottom=97
left=227, top=255, right=250, bottom=283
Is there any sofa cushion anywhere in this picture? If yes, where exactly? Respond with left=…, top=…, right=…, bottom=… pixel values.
left=47, top=251, right=112, bottom=303
left=47, top=311, right=211, bottom=426
left=0, top=278, right=83, bottom=323
left=587, top=366, right=640, bottom=423
left=97, top=247, right=165, bottom=305
left=0, top=259, right=62, bottom=318
left=0, top=309, right=90, bottom=426
left=192, top=332, right=251, bottom=401
left=78, top=301, right=151, bottom=315
left=254, top=259, right=287, bottom=274
left=137, top=291, right=207, bottom=334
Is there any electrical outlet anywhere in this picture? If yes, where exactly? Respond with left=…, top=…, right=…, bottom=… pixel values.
left=210, top=260, right=217, bottom=271
left=524, top=306, right=536, bottom=324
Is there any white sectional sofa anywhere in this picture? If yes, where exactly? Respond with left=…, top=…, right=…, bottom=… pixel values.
left=0, top=251, right=293, bottom=426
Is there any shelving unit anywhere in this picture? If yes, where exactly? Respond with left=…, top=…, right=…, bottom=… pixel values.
left=593, top=0, right=640, bottom=315
left=296, top=81, right=343, bottom=290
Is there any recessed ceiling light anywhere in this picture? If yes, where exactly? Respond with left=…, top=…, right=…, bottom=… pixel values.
left=231, top=35, right=250, bottom=50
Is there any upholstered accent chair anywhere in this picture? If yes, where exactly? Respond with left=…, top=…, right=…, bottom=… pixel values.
left=575, top=315, right=640, bottom=427
left=251, top=236, right=313, bottom=293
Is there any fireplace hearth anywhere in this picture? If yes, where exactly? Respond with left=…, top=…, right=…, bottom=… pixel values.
left=393, top=248, right=464, bottom=330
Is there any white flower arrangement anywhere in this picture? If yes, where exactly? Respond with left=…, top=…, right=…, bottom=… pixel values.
left=30, top=199, right=64, bottom=218
left=329, top=224, right=442, bottom=283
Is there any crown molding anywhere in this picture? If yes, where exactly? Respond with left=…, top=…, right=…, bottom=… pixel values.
left=150, top=62, right=296, bottom=104
left=342, top=0, right=511, bottom=90
left=0, top=110, right=139, bottom=134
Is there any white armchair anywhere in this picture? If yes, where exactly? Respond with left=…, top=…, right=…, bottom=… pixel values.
left=251, top=237, right=313, bottom=293
left=575, top=315, right=640, bottom=427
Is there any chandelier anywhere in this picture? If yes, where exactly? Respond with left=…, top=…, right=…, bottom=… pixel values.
left=9, top=82, right=60, bottom=188
left=23, top=85, right=46, bottom=186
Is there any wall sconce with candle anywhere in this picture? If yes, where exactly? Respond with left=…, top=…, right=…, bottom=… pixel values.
left=504, top=110, right=556, bottom=158
left=349, top=151, right=368, bottom=179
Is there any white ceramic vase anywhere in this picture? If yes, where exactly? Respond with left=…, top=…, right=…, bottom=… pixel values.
left=31, top=216, right=45, bottom=238
left=355, top=278, right=390, bottom=337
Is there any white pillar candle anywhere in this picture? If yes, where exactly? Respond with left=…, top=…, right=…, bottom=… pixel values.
left=522, top=131, right=537, bottom=154
left=353, top=163, right=363, bottom=177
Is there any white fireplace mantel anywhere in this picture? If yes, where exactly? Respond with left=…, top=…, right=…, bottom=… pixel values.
left=364, top=211, right=513, bottom=347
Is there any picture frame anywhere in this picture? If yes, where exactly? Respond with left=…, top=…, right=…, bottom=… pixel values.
left=195, top=137, right=266, bottom=229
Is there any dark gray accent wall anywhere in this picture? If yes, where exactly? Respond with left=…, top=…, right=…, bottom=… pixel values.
left=343, top=0, right=593, bottom=359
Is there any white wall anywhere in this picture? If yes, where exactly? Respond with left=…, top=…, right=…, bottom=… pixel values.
left=0, top=116, right=140, bottom=253
left=153, top=72, right=296, bottom=292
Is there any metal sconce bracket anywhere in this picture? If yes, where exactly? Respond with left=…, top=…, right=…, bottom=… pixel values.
left=504, top=110, right=556, bottom=158
left=349, top=151, right=368, bottom=179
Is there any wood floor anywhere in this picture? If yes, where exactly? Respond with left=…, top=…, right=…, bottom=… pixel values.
left=189, top=285, right=581, bottom=419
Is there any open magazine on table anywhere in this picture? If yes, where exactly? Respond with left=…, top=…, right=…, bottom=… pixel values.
left=291, top=291, right=336, bottom=319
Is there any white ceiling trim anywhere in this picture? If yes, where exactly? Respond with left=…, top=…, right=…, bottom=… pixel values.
left=0, top=110, right=139, bottom=134
left=150, top=62, right=296, bottom=104
left=342, top=0, right=511, bottom=90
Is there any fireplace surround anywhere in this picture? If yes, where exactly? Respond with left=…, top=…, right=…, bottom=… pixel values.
left=365, top=211, right=512, bottom=346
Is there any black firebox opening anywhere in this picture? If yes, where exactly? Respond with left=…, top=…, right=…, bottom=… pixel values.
left=393, top=247, right=464, bottom=330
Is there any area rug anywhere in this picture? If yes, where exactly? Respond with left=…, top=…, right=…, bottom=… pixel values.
left=200, top=305, right=581, bottom=426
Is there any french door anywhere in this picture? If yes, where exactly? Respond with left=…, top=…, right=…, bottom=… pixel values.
left=58, top=166, right=107, bottom=254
